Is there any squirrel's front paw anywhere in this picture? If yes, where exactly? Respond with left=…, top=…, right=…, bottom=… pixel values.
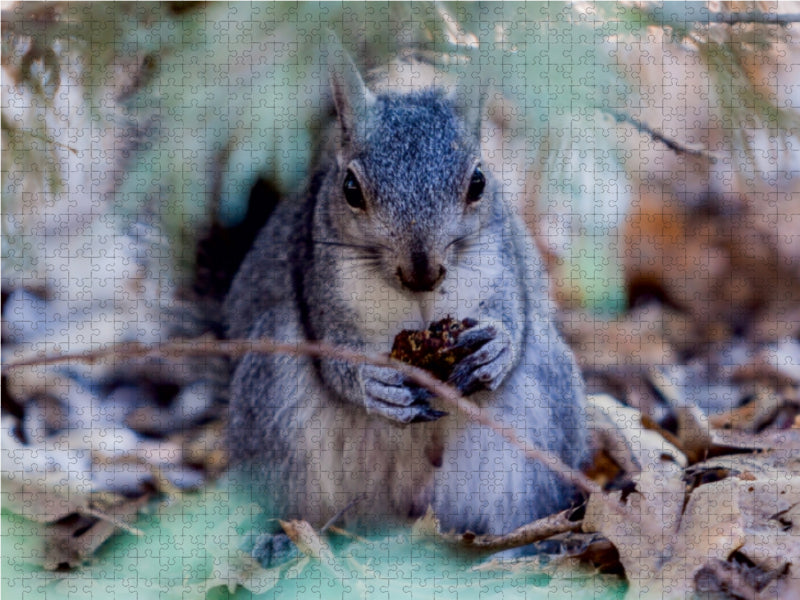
left=449, top=323, right=514, bottom=395
left=362, top=365, right=446, bottom=424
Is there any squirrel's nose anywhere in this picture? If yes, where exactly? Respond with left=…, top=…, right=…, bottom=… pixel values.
left=397, top=251, right=446, bottom=292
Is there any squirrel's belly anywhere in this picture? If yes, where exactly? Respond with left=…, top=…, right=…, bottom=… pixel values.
left=301, top=402, right=449, bottom=524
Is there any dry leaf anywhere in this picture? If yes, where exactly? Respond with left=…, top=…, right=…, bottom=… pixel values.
left=411, top=506, right=441, bottom=541
left=649, top=367, right=715, bottom=463
left=1, top=417, right=93, bottom=522
left=206, top=550, right=289, bottom=595
left=279, top=519, right=334, bottom=562
left=709, top=386, right=792, bottom=433
left=585, top=394, right=687, bottom=472
left=178, top=419, right=228, bottom=476
left=583, top=457, right=686, bottom=596
left=278, top=519, right=366, bottom=596
left=587, top=450, right=800, bottom=599
left=43, top=492, right=150, bottom=570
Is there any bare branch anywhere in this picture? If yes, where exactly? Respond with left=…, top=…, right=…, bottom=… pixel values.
left=5, top=337, right=603, bottom=497
left=9, top=336, right=673, bottom=543
left=607, top=111, right=715, bottom=161
left=438, top=508, right=583, bottom=554
left=319, top=494, right=366, bottom=535
left=702, top=11, right=800, bottom=25
left=8, top=336, right=678, bottom=539
left=641, top=4, right=800, bottom=27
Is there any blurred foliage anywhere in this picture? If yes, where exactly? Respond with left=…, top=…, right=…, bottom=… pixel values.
left=3, top=3, right=799, bottom=596
left=3, top=1, right=630, bottom=309
left=620, top=1, right=800, bottom=177
left=1, top=1, right=797, bottom=310
left=1, top=481, right=627, bottom=600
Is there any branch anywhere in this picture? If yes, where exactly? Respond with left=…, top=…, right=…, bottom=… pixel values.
left=438, top=508, right=583, bottom=554
left=705, top=11, right=800, bottom=25
left=640, top=3, right=800, bottom=27
left=8, top=336, right=674, bottom=543
left=5, top=337, right=603, bottom=497
left=607, top=111, right=716, bottom=161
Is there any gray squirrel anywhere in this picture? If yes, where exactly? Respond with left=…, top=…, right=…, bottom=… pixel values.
left=224, top=58, right=589, bottom=549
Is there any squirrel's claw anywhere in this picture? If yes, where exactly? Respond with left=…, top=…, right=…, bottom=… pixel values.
left=452, top=325, right=497, bottom=351
left=362, top=364, right=438, bottom=423
left=449, top=325, right=513, bottom=395
left=363, top=364, right=429, bottom=406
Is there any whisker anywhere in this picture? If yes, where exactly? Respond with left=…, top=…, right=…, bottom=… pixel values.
left=445, top=233, right=473, bottom=251
left=341, top=253, right=384, bottom=265
left=313, top=240, right=377, bottom=251
left=347, top=255, right=383, bottom=263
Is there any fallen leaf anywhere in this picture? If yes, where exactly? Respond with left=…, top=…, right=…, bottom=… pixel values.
left=585, top=394, right=687, bottom=472
left=43, top=492, right=150, bottom=570
left=279, top=519, right=334, bottom=562
left=1, top=417, right=93, bottom=522
left=206, top=550, right=288, bottom=595
left=649, top=367, right=714, bottom=463
left=709, top=385, right=793, bottom=433
left=583, top=455, right=686, bottom=597
left=411, top=506, right=441, bottom=541
left=279, top=518, right=367, bottom=595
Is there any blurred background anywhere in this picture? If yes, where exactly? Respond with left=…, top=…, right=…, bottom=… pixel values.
left=2, top=1, right=799, bottom=592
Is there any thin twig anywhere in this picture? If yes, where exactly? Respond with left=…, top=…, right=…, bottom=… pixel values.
left=701, top=11, right=800, bottom=26
left=607, top=111, right=715, bottom=161
left=82, top=506, right=144, bottom=537
left=4, top=337, right=604, bottom=497
left=319, top=494, right=366, bottom=535
left=641, top=4, right=800, bottom=27
left=7, top=336, right=677, bottom=541
left=438, top=508, right=583, bottom=554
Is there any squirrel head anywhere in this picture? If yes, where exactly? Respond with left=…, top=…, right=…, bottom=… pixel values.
left=322, top=58, right=495, bottom=294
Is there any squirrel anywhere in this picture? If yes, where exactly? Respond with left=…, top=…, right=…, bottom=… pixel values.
left=224, top=57, right=589, bottom=551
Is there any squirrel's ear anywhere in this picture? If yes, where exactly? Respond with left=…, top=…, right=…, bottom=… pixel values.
left=449, top=86, right=483, bottom=145
left=329, top=53, right=375, bottom=149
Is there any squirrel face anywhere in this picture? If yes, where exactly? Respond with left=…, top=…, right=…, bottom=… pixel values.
left=324, top=61, right=494, bottom=296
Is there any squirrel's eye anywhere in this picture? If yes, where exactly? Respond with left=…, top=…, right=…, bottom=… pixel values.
left=343, top=170, right=366, bottom=211
left=466, top=166, right=485, bottom=204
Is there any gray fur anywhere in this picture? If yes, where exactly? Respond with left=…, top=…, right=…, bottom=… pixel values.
left=224, top=61, right=589, bottom=544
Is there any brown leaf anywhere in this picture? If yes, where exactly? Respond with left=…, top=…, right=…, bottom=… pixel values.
left=694, top=558, right=788, bottom=599
left=629, top=452, right=800, bottom=598
left=585, top=394, right=687, bottom=473
left=1, top=420, right=93, bottom=523
left=583, top=448, right=626, bottom=489
left=279, top=519, right=335, bottom=563
left=678, top=478, right=748, bottom=564
left=649, top=367, right=714, bottom=463
left=583, top=456, right=686, bottom=596
left=43, top=492, right=150, bottom=570
left=178, top=419, right=228, bottom=476
left=410, top=506, right=441, bottom=541
left=709, top=385, right=794, bottom=433
left=206, top=550, right=290, bottom=595
left=711, top=427, right=800, bottom=452
left=278, top=519, right=367, bottom=593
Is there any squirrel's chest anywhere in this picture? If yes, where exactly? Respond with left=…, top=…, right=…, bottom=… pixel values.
left=336, top=258, right=503, bottom=351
